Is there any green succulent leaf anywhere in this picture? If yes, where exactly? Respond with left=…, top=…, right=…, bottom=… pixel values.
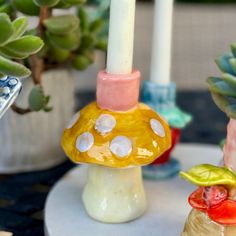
left=229, top=58, right=236, bottom=75
left=180, top=164, right=236, bottom=187
left=11, top=17, right=28, bottom=39
left=11, top=0, right=40, bottom=16
left=215, top=54, right=235, bottom=75
left=50, top=47, right=70, bottom=62
left=225, top=104, right=236, bottom=119
left=0, top=55, right=31, bottom=77
left=221, top=73, right=236, bottom=89
left=219, top=138, right=226, bottom=150
left=47, top=31, right=80, bottom=50
left=0, top=3, right=14, bottom=15
left=231, top=43, right=236, bottom=57
left=0, top=13, right=14, bottom=46
left=78, top=7, right=89, bottom=33
left=0, top=47, right=28, bottom=59
left=4, top=35, right=44, bottom=55
left=90, top=19, right=104, bottom=34
left=207, top=76, right=236, bottom=97
left=28, top=85, right=51, bottom=111
left=61, top=0, right=86, bottom=4
left=43, top=15, right=79, bottom=35
left=33, top=0, right=60, bottom=7
left=210, top=92, right=229, bottom=114
left=79, top=34, right=95, bottom=50
left=72, top=54, right=90, bottom=70
left=95, top=38, right=107, bottom=51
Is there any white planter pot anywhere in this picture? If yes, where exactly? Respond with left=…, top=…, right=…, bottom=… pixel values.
left=0, top=69, right=75, bottom=173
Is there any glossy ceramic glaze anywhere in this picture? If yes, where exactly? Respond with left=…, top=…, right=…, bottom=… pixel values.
left=62, top=102, right=171, bottom=169
left=0, top=76, right=22, bottom=119
left=182, top=209, right=236, bottom=236
left=97, top=70, right=140, bottom=111
left=82, top=165, right=146, bottom=223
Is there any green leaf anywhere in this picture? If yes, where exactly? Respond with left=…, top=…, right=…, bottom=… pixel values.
left=95, top=38, right=107, bottom=51
left=229, top=58, right=236, bottom=75
left=50, top=47, right=70, bottom=62
left=78, top=7, right=89, bottom=33
left=0, top=47, right=28, bottom=59
left=72, top=55, right=90, bottom=70
left=4, top=35, right=44, bottom=54
left=0, top=3, right=14, bottom=15
left=43, top=15, right=79, bottom=35
left=215, top=54, right=235, bottom=75
left=0, top=13, right=14, bottom=46
left=79, top=34, right=95, bottom=50
left=33, top=0, right=59, bottom=7
left=11, top=0, right=40, bottom=16
left=207, top=76, right=236, bottom=97
left=90, top=19, right=104, bottom=34
left=221, top=73, right=236, bottom=88
left=11, top=17, right=28, bottom=39
left=47, top=31, right=80, bottom=50
left=180, top=164, right=236, bottom=187
left=28, top=85, right=46, bottom=111
left=210, top=92, right=229, bottom=114
left=0, top=55, right=31, bottom=77
left=231, top=43, right=236, bottom=57
left=225, top=104, right=236, bottom=119
left=219, top=138, right=226, bottom=150
left=61, top=0, right=86, bottom=4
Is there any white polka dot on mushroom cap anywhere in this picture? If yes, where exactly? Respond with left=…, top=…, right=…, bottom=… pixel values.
left=95, top=114, right=116, bottom=135
left=150, top=118, right=165, bottom=137
left=110, top=136, right=132, bottom=158
left=66, top=111, right=80, bottom=129
left=76, top=132, right=94, bottom=152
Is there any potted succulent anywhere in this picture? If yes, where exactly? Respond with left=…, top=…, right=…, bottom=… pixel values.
left=0, top=0, right=107, bottom=173
left=180, top=44, right=236, bottom=235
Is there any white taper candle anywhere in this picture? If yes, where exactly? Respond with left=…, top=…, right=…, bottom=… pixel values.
left=150, top=0, right=174, bottom=85
left=106, top=0, right=136, bottom=75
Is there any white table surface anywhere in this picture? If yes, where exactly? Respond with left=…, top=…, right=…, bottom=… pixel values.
left=44, top=143, right=222, bottom=236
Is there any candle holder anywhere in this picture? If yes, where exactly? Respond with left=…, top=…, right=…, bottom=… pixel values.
left=141, top=80, right=192, bottom=179
left=61, top=70, right=171, bottom=223
left=0, top=76, right=22, bottom=119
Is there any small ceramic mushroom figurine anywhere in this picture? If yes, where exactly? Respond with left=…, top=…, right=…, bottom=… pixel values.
left=61, top=0, right=171, bottom=223
left=180, top=44, right=236, bottom=235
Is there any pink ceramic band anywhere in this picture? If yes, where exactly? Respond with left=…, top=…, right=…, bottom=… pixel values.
left=97, top=70, right=141, bottom=111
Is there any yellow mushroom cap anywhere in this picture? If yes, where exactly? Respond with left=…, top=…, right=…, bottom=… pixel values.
left=61, top=102, right=171, bottom=169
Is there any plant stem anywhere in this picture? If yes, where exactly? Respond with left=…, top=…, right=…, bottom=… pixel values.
left=30, top=6, right=51, bottom=85
left=11, top=104, right=31, bottom=115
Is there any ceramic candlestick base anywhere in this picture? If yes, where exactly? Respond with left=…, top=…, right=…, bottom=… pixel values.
left=61, top=71, right=171, bottom=223
left=0, top=76, right=22, bottom=119
left=141, top=81, right=191, bottom=179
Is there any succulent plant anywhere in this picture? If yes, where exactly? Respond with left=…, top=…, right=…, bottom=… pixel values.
left=207, top=44, right=236, bottom=119
left=0, top=0, right=108, bottom=114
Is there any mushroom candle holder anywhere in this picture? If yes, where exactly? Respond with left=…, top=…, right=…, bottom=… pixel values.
left=61, top=0, right=171, bottom=223
left=62, top=70, right=171, bottom=223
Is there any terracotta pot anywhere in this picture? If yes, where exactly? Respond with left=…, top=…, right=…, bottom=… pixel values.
left=152, top=127, right=181, bottom=165
left=0, top=69, right=75, bottom=173
left=182, top=209, right=236, bottom=236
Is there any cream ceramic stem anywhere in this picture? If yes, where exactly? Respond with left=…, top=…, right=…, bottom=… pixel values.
left=150, top=0, right=174, bottom=85
left=82, top=165, right=147, bottom=223
left=106, top=0, right=135, bottom=75
left=223, top=119, right=236, bottom=171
